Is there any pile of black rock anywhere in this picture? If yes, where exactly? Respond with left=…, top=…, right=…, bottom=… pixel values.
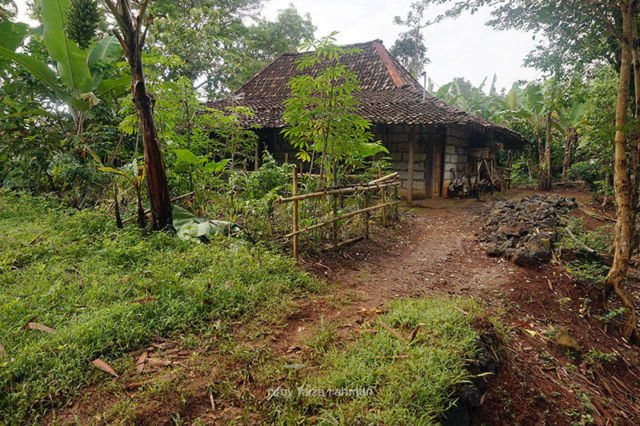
left=483, top=195, right=577, bottom=267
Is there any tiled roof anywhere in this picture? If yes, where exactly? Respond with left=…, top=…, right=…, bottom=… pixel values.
left=209, top=40, right=527, bottom=146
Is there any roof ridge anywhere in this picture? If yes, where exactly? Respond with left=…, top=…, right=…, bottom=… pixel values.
left=372, top=41, right=405, bottom=88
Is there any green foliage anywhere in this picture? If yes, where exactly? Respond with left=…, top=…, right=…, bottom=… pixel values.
left=573, top=66, right=618, bottom=194
left=567, top=161, right=605, bottom=192
left=282, top=34, right=388, bottom=185
left=391, top=3, right=429, bottom=78
left=66, top=0, right=100, bottom=50
left=270, top=297, right=483, bottom=424
left=0, top=190, right=318, bottom=423
left=150, top=1, right=314, bottom=97
left=559, top=218, right=612, bottom=286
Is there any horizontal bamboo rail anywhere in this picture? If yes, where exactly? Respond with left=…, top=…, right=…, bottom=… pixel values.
left=284, top=201, right=399, bottom=238
left=279, top=180, right=399, bottom=203
left=368, top=172, right=399, bottom=185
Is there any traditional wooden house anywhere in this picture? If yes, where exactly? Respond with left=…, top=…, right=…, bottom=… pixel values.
left=210, top=40, right=526, bottom=200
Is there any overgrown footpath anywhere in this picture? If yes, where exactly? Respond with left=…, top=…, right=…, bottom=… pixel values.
left=0, top=191, right=490, bottom=424
left=0, top=190, right=317, bottom=423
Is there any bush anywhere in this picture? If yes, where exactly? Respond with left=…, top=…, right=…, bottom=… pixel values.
left=567, top=161, right=604, bottom=192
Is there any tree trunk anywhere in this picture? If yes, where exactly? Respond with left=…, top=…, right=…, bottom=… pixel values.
left=539, top=112, right=553, bottom=191
left=131, top=61, right=172, bottom=229
left=562, top=128, right=577, bottom=179
left=105, top=0, right=172, bottom=230
left=606, top=1, right=638, bottom=343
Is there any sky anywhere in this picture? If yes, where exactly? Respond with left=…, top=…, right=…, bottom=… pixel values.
left=15, top=0, right=543, bottom=92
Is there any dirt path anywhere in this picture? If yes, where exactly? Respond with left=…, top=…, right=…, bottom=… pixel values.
left=51, top=191, right=640, bottom=425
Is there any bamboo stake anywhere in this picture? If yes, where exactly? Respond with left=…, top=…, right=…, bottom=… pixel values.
left=292, top=166, right=299, bottom=259
left=285, top=201, right=400, bottom=238
left=379, top=165, right=388, bottom=227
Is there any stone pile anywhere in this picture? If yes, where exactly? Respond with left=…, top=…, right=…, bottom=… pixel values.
left=483, top=195, right=577, bottom=267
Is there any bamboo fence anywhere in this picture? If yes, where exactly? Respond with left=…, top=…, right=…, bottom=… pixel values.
left=279, top=167, right=400, bottom=258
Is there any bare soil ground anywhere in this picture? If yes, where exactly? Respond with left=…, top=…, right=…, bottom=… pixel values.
left=49, top=189, right=640, bottom=425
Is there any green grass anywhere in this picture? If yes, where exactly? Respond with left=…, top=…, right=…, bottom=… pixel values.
left=269, top=297, right=483, bottom=425
left=0, top=190, right=318, bottom=423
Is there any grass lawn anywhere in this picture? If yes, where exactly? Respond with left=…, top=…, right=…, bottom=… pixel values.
left=0, top=190, right=318, bottom=423
left=269, top=298, right=484, bottom=425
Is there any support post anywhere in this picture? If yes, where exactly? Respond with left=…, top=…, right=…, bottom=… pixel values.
left=292, top=166, right=299, bottom=259
left=407, top=129, right=415, bottom=206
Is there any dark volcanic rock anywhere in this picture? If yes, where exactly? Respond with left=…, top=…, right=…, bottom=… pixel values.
left=483, top=195, right=576, bottom=267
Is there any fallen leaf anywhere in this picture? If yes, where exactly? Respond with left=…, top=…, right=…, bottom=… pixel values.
left=379, top=321, right=407, bottom=343
left=24, top=322, right=56, bottom=334
left=92, top=359, right=119, bottom=377
left=136, top=352, right=148, bottom=373
left=124, top=382, right=145, bottom=391
left=407, top=325, right=422, bottom=343
left=525, top=329, right=538, bottom=337
left=286, top=345, right=301, bottom=354
left=147, top=358, right=172, bottom=367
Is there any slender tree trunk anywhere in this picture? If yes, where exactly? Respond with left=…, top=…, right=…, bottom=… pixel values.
left=606, top=1, right=638, bottom=343
left=562, top=128, right=577, bottom=179
left=539, top=112, right=553, bottom=190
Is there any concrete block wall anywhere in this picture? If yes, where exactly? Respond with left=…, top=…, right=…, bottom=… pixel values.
left=443, top=126, right=470, bottom=188
left=386, top=125, right=428, bottom=198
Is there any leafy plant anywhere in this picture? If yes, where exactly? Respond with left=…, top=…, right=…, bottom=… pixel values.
left=282, top=33, right=388, bottom=186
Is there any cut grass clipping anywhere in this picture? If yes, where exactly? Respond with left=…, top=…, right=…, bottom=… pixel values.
left=270, top=298, right=483, bottom=425
left=0, top=191, right=318, bottom=423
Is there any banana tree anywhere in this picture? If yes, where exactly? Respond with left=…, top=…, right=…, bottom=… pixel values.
left=0, top=1, right=127, bottom=135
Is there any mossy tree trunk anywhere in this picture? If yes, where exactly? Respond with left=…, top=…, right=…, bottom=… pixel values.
left=606, top=0, right=638, bottom=343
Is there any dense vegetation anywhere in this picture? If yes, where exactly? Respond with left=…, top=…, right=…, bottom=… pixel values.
left=1, top=0, right=640, bottom=422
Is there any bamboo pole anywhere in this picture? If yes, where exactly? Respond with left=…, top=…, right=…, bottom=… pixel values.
left=332, top=167, right=338, bottom=247
left=378, top=164, right=388, bottom=227
left=279, top=180, right=399, bottom=203
left=368, top=172, right=399, bottom=185
left=285, top=201, right=400, bottom=238
left=364, top=191, right=370, bottom=240
left=322, top=235, right=366, bottom=250
left=292, top=166, right=299, bottom=259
